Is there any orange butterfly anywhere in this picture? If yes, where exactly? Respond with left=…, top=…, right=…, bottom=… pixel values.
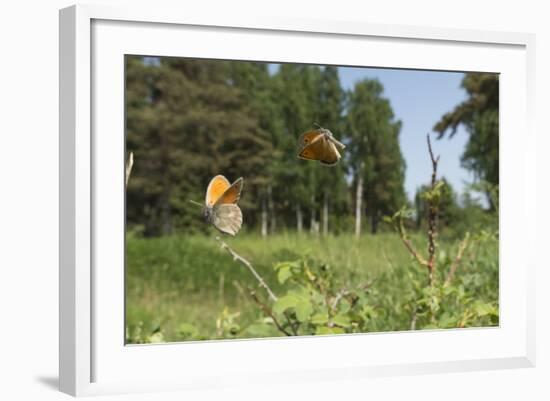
left=190, top=175, right=244, bottom=236
left=297, top=127, right=345, bottom=166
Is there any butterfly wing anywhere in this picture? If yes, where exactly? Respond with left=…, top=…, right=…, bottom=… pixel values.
left=211, top=204, right=243, bottom=236
left=299, top=136, right=341, bottom=165
left=319, top=141, right=341, bottom=166
left=298, top=136, right=328, bottom=161
left=205, top=175, right=231, bottom=207
left=215, top=177, right=243, bottom=206
left=298, top=130, right=324, bottom=150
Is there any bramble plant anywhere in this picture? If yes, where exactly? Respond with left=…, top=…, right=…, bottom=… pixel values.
left=257, top=258, right=374, bottom=335
left=384, top=135, right=497, bottom=330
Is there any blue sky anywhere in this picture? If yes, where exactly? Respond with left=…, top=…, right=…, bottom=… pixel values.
left=337, top=66, right=471, bottom=201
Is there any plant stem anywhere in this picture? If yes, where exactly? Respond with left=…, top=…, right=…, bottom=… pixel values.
left=216, top=236, right=278, bottom=302
left=396, top=217, right=428, bottom=267
left=426, top=134, right=440, bottom=286
left=248, top=290, right=291, bottom=336
left=444, top=232, right=470, bottom=286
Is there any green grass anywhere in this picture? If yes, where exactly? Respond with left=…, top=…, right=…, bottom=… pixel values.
left=126, top=231, right=498, bottom=343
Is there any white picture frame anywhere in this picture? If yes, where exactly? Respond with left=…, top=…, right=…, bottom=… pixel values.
left=59, top=3, right=536, bottom=397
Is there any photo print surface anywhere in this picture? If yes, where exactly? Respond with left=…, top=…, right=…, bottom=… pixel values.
left=124, top=55, right=499, bottom=344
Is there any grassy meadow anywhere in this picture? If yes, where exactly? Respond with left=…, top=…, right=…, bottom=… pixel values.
left=125, top=230, right=499, bottom=343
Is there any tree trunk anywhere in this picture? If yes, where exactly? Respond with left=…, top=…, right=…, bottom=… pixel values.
left=310, top=193, right=318, bottom=234
left=267, top=184, right=276, bottom=234
left=370, top=210, right=378, bottom=235
left=355, top=170, right=364, bottom=238
left=261, top=197, right=268, bottom=237
left=296, top=203, right=303, bottom=233
left=322, top=192, right=329, bottom=236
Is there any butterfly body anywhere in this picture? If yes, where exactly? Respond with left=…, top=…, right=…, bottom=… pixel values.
left=201, top=175, right=244, bottom=236
left=298, top=127, right=345, bottom=166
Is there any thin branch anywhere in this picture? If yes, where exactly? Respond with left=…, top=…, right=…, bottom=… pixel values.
left=283, top=313, right=299, bottom=336
left=330, top=288, right=350, bottom=312
left=125, top=151, right=134, bottom=188
left=232, top=280, right=248, bottom=302
left=400, top=236, right=429, bottom=267
left=248, top=290, right=292, bottom=336
left=222, top=240, right=298, bottom=334
left=444, top=232, right=471, bottom=286
left=426, top=134, right=440, bottom=286
left=396, top=217, right=428, bottom=267
left=216, top=236, right=278, bottom=302
left=427, top=133, right=440, bottom=171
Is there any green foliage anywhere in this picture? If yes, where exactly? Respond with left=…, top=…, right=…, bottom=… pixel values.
left=414, top=179, right=499, bottom=239
left=414, top=178, right=460, bottom=232
left=125, top=231, right=498, bottom=342
left=258, top=259, right=373, bottom=335
left=125, top=321, right=165, bottom=344
left=402, top=254, right=499, bottom=330
left=434, top=73, right=499, bottom=205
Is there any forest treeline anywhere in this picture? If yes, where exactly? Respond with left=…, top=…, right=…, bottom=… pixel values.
left=125, top=56, right=498, bottom=237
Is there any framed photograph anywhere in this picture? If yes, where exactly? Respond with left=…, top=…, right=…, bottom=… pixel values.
left=59, top=4, right=536, bottom=396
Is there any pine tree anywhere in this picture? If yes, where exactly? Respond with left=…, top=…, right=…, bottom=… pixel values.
left=346, top=79, right=406, bottom=234
left=317, top=66, right=347, bottom=235
left=272, top=64, right=316, bottom=232
left=126, top=56, right=272, bottom=235
left=434, top=73, right=499, bottom=207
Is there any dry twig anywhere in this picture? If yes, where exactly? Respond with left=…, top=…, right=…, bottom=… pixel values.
left=426, top=134, right=440, bottom=285
left=396, top=217, right=428, bottom=268
left=444, top=232, right=470, bottom=286
left=216, top=236, right=278, bottom=302
left=330, top=288, right=350, bottom=312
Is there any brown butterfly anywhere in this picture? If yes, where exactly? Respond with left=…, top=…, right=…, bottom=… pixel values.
left=190, top=175, right=244, bottom=236
left=297, top=127, right=345, bottom=166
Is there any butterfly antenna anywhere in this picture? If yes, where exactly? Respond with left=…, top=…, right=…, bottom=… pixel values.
left=313, top=122, right=322, bottom=129
left=188, top=200, right=203, bottom=207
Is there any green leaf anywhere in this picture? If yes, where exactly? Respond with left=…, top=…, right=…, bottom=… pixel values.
left=311, top=313, right=329, bottom=325
left=274, top=260, right=300, bottom=271
left=331, top=314, right=351, bottom=328
left=289, top=285, right=311, bottom=299
left=362, top=304, right=376, bottom=318
left=177, top=323, right=198, bottom=338
left=147, top=331, right=165, bottom=343
left=295, top=299, right=313, bottom=322
left=315, top=326, right=345, bottom=335
left=273, top=294, right=300, bottom=315
left=438, top=312, right=457, bottom=328
left=337, top=299, right=351, bottom=314
left=473, top=301, right=497, bottom=317
left=277, top=265, right=293, bottom=284
left=243, top=323, right=277, bottom=337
